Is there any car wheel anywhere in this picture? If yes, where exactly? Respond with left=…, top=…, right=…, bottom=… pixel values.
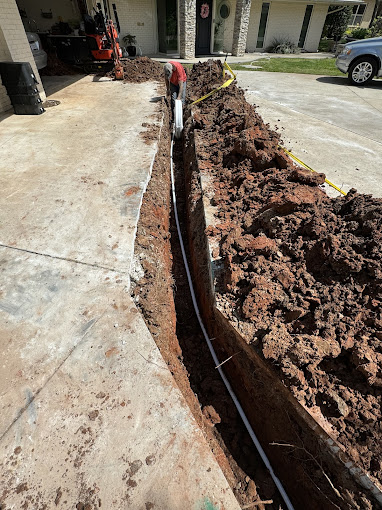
left=348, top=57, right=377, bottom=86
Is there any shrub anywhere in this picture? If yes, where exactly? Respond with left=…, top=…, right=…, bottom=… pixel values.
left=323, top=6, right=352, bottom=40
left=349, top=27, right=371, bottom=39
left=267, top=38, right=301, bottom=54
left=318, top=38, right=335, bottom=52
left=370, top=16, right=382, bottom=37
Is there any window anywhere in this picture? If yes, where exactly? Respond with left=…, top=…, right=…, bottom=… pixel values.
left=256, top=3, right=270, bottom=49
left=298, top=4, right=313, bottom=48
left=219, top=3, right=230, bottom=19
left=157, top=0, right=178, bottom=53
left=350, top=4, right=366, bottom=25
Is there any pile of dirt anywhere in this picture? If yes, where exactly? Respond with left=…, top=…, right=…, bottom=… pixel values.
left=39, top=52, right=81, bottom=76
left=186, top=63, right=382, bottom=483
left=108, top=57, right=164, bottom=83
left=186, top=59, right=226, bottom=103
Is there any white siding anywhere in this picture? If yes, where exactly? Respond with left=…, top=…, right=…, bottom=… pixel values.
left=247, top=1, right=330, bottom=53
left=223, top=0, right=237, bottom=52
left=246, top=0, right=262, bottom=52
left=353, top=0, right=376, bottom=29
left=112, top=0, right=158, bottom=55
left=303, top=3, right=327, bottom=52
left=212, top=0, right=237, bottom=53
left=264, top=2, right=307, bottom=49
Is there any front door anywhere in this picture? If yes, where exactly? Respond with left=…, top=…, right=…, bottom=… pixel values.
left=195, top=0, right=212, bottom=55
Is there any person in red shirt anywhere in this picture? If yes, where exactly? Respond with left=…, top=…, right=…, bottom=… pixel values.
left=164, top=61, right=187, bottom=109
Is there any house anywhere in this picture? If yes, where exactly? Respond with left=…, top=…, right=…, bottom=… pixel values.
left=348, top=0, right=376, bottom=28
left=0, top=0, right=371, bottom=115
left=175, top=0, right=371, bottom=56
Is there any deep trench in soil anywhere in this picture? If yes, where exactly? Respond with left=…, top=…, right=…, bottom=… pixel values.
left=170, top=138, right=285, bottom=509
left=134, top=104, right=286, bottom=509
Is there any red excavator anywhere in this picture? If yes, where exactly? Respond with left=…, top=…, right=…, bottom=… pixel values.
left=83, top=2, right=123, bottom=77
left=49, top=1, right=124, bottom=76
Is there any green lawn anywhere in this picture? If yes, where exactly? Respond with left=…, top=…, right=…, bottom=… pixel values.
left=229, top=58, right=343, bottom=76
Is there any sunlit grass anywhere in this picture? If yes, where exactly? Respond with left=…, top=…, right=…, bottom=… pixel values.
left=229, top=58, right=343, bottom=76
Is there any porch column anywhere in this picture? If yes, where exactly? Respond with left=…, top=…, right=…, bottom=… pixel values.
left=179, top=0, right=196, bottom=59
left=232, top=0, right=252, bottom=56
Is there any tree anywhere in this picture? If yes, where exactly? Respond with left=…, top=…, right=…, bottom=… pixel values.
left=370, top=15, right=382, bottom=36
left=323, top=5, right=352, bottom=41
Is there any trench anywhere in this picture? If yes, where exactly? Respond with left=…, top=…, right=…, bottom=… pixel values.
left=133, top=64, right=382, bottom=510
left=134, top=106, right=336, bottom=510
left=133, top=102, right=286, bottom=510
left=170, top=135, right=286, bottom=509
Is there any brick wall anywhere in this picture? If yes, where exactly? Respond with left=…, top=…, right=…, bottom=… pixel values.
left=0, top=0, right=45, bottom=114
left=0, top=26, right=12, bottom=112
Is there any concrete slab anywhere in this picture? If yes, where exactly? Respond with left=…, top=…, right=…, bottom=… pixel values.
left=0, top=76, right=161, bottom=277
left=0, top=249, right=239, bottom=509
left=0, top=76, right=240, bottom=509
left=237, top=71, right=382, bottom=197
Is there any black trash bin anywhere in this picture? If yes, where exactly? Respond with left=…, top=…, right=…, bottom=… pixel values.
left=13, top=104, right=45, bottom=115
left=9, top=93, right=43, bottom=106
left=0, top=61, right=44, bottom=115
left=0, top=61, right=38, bottom=89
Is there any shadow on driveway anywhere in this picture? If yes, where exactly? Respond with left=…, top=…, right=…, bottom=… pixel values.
left=42, top=74, right=86, bottom=96
left=0, top=111, right=14, bottom=125
left=316, top=76, right=382, bottom=89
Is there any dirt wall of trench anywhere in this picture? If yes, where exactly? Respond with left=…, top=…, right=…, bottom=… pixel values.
left=182, top=60, right=382, bottom=510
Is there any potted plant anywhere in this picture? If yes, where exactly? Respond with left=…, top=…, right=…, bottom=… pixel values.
left=123, top=34, right=137, bottom=56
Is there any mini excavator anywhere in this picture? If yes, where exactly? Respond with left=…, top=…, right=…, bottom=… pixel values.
left=83, top=1, right=123, bottom=77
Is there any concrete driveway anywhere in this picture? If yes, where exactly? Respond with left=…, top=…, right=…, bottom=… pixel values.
left=0, top=76, right=240, bottom=510
left=237, top=71, right=382, bottom=197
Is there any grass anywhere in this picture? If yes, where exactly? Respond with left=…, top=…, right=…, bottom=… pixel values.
left=229, top=58, right=343, bottom=76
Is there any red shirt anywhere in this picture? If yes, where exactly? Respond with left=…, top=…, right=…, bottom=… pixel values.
left=169, top=61, right=187, bottom=85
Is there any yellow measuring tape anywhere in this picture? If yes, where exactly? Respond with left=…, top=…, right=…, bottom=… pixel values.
left=191, top=61, right=236, bottom=105
left=281, top=146, right=347, bottom=196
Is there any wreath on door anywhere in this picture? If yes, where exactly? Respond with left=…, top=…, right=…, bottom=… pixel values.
left=200, top=3, right=209, bottom=18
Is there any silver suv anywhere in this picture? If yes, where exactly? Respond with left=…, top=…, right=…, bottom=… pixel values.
left=336, top=36, right=382, bottom=85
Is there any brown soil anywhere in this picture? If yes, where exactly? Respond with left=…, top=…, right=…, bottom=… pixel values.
left=186, top=61, right=382, bottom=486
left=108, top=57, right=164, bottom=83
left=186, top=59, right=226, bottom=103
left=132, top=100, right=284, bottom=509
left=39, top=52, right=81, bottom=76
